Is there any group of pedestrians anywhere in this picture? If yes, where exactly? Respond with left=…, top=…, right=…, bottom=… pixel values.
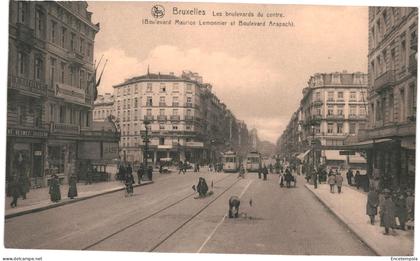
left=366, top=187, right=415, bottom=235
left=327, top=170, right=344, bottom=193
left=257, top=165, right=269, bottom=180
left=278, top=168, right=295, bottom=188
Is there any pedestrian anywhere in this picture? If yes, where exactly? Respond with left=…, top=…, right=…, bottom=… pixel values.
left=238, top=165, right=245, bottom=179
left=49, top=174, right=61, bottom=203
left=125, top=170, right=135, bottom=197
left=278, top=173, right=284, bottom=187
left=380, top=189, right=396, bottom=235
left=67, top=174, right=78, bottom=199
left=335, top=172, right=344, bottom=193
left=285, top=169, right=293, bottom=188
left=395, top=192, right=408, bottom=230
left=147, top=165, right=153, bottom=181
left=366, top=187, right=379, bottom=225
left=127, top=164, right=133, bottom=177
left=355, top=170, right=361, bottom=190
left=18, top=171, right=30, bottom=200
left=196, top=177, right=208, bottom=197
left=269, top=164, right=273, bottom=174
left=178, top=160, right=183, bottom=174
left=9, top=174, right=20, bottom=208
left=196, top=163, right=200, bottom=172
left=262, top=165, right=268, bottom=180
left=137, top=164, right=144, bottom=184
left=208, top=163, right=212, bottom=172
left=258, top=164, right=262, bottom=179
left=312, top=169, right=318, bottom=189
left=406, top=189, right=415, bottom=221
left=328, top=173, right=336, bottom=193
left=346, top=168, right=354, bottom=186
left=183, top=162, right=188, bottom=174
left=228, top=196, right=240, bottom=218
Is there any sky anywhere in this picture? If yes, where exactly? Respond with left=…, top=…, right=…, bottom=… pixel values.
left=88, top=2, right=369, bottom=144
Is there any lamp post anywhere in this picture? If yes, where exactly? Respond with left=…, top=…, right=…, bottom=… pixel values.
left=310, top=123, right=318, bottom=189
left=142, top=119, right=151, bottom=181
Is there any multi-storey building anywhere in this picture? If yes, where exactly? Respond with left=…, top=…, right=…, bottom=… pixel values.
left=277, top=72, right=369, bottom=166
left=357, top=7, right=417, bottom=189
left=7, top=1, right=119, bottom=187
left=93, top=93, right=114, bottom=121
left=111, top=71, right=249, bottom=164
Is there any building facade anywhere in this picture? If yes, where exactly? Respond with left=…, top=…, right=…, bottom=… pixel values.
left=358, top=7, right=417, bottom=190
left=111, top=71, right=249, bottom=165
left=7, top=1, right=119, bottom=187
left=277, top=72, right=369, bottom=166
left=93, top=93, right=115, bottom=121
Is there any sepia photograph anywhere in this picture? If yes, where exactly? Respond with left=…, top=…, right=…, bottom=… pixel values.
left=0, top=0, right=418, bottom=260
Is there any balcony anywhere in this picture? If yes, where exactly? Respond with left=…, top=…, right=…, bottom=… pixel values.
left=312, top=100, right=323, bottom=107
left=8, top=75, right=48, bottom=97
left=358, top=122, right=416, bottom=141
left=159, top=102, right=167, bottom=107
left=144, top=115, right=154, bottom=121
left=185, top=103, right=193, bottom=108
left=326, top=114, right=345, bottom=120
left=373, top=70, right=396, bottom=92
left=170, top=115, right=181, bottom=121
left=16, top=23, right=34, bottom=46
left=311, top=115, right=322, bottom=121
left=185, top=115, right=194, bottom=121
left=408, top=53, right=417, bottom=75
left=67, top=50, right=84, bottom=66
left=50, top=122, right=80, bottom=135
left=146, top=102, right=153, bottom=107
left=172, top=102, right=179, bottom=107
left=157, top=115, right=167, bottom=121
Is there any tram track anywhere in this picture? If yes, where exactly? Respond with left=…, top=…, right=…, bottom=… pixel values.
left=82, top=174, right=238, bottom=250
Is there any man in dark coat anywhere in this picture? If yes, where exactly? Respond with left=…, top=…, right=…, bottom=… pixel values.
left=178, top=161, right=184, bottom=174
left=49, top=174, right=61, bottom=203
left=18, top=172, right=30, bottom=200
left=118, top=164, right=126, bottom=181
left=395, top=193, right=408, bottom=230
left=285, top=168, right=293, bottom=188
left=262, top=165, right=268, bottom=180
left=137, top=164, right=144, bottom=184
left=147, top=165, right=153, bottom=181
left=228, top=196, right=240, bottom=218
left=380, top=189, right=395, bottom=235
left=258, top=164, right=262, bottom=179
left=346, top=169, right=354, bottom=186
left=196, top=177, right=208, bottom=197
left=355, top=170, right=361, bottom=190
left=366, top=187, right=379, bottom=225
left=125, top=170, right=135, bottom=196
left=68, top=174, right=78, bottom=199
left=9, top=175, right=20, bottom=208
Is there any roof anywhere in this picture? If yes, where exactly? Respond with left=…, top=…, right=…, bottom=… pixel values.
left=114, top=73, right=201, bottom=87
left=92, top=119, right=118, bottom=132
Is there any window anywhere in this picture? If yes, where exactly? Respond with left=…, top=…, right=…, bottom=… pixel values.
left=173, top=83, right=179, bottom=92
left=51, top=20, right=57, bottom=43
left=87, top=43, right=92, bottom=58
left=187, top=97, right=192, bottom=104
left=359, top=91, right=366, bottom=102
left=79, top=70, right=84, bottom=89
left=159, top=137, right=165, bottom=145
left=349, top=105, right=357, bottom=116
left=61, top=27, right=67, bottom=48
left=79, top=38, right=84, bottom=54
left=59, top=105, right=65, bottom=123
left=160, top=83, right=166, bottom=92
left=127, top=99, right=131, bottom=109
left=34, top=58, right=43, bottom=80
left=187, top=109, right=192, bottom=116
left=159, top=125, right=165, bottom=130
left=159, top=109, right=165, bottom=116
left=337, top=123, right=343, bottom=134
left=172, top=125, right=178, bottom=130
left=327, top=91, right=334, bottom=101
left=159, top=96, right=165, bottom=105
left=50, top=58, right=56, bottom=86
left=337, top=105, right=344, bottom=116
left=70, top=33, right=76, bottom=51
left=173, top=109, right=178, bottom=115
left=147, top=97, right=153, bottom=106
left=18, top=2, right=27, bottom=24
left=186, top=84, right=193, bottom=93
left=315, top=92, right=321, bottom=101
left=327, top=106, right=334, bottom=115
left=60, top=63, right=65, bottom=83
left=17, top=51, right=27, bottom=76
left=134, top=98, right=138, bottom=107
left=337, top=91, right=344, bottom=100
left=350, top=91, right=356, bottom=101
left=186, top=125, right=192, bottom=130
left=401, top=40, right=406, bottom=68
left=173, top=97, right=179, bottom=106
left=327, top=123, right=334, bottom=134
left=35, top=9, right=44, bottom=38
left=147, top=83, right=152, bottom=92
left=146, top=109, right=152, bottom=116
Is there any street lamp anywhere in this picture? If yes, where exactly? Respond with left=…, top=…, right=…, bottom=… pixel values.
left=311, top=125, right=317, bottom=188
left=142, top=119, right=151, bottom=181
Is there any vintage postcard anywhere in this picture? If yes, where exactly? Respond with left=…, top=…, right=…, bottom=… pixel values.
left=1, top=0, right=418, bottom=260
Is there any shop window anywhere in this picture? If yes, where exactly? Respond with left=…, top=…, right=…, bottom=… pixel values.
left=47, top=146, right=65, bottom=174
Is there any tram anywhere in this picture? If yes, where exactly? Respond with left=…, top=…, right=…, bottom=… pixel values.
left=246, top=151, right=262, bottom=172
left=222, top=151, right=240, bottom=172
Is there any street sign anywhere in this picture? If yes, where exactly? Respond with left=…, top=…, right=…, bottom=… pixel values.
left=339, top=150, right=355, bottom=155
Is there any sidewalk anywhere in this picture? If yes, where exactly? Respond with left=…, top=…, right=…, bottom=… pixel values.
left=304, top=177, right=414, bottom=256
left=4, top=179, right=153, bottom=219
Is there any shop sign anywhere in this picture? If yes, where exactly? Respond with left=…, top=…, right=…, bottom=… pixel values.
left=55, top=83, right=85, bottom=104
left=34, top=151, right=42, bottom=156
left=7, top=127, right=48, bottom=138
left=103, top=142, right=119, bottom=159
left=186, top=141, right=204, bottom=148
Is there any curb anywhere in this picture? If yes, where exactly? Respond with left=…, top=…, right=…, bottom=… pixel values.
left=5, top=181, right=154, bottom=219
left=304, top=184, right=380, bottom=256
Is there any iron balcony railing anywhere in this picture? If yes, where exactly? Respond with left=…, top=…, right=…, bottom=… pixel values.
left=373, top=70, right=396, bottom=92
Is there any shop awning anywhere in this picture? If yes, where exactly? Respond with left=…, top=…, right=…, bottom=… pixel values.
left=342, top=138, right=393, bottom=150
left=348, top=153, right=367, bottom=164
left=296, top=150, right=311, bottom=161
left=324, top=150, right=346, bottom=161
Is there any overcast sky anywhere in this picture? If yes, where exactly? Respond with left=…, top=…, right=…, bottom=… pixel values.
left=88, top=2, right=368, bottom=143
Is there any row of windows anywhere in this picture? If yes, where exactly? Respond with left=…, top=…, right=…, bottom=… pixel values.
left=116, top=82, right=194, bottom=96
left=317, top=90, right=367, bottom=101
left=49, top=104, right=90, bottom=127
left=116, top=96, right=194, bottom=108
left=120, top=136, right=195, bottom=148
